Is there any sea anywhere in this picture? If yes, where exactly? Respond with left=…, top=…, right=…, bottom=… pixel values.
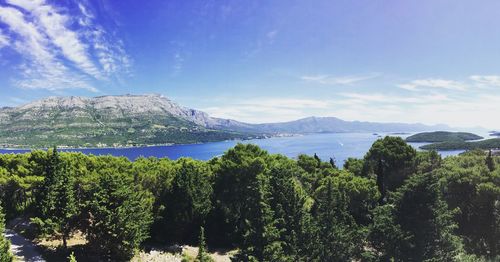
left=0, top=132, right=467, bottom=165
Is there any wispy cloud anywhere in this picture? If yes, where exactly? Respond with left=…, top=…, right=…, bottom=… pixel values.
left=301, top=73, right=379, bottom=85
left=202, top=97, right=331, bottom=123
left=470, top=75, right=500, bottom=87
left=398, top=78, right=467, bottom=91
left=339, top=92, right=451, bottom=104
left=0, top=29, right=8, bottom=48
left=0, top=0, right=131, bottom=91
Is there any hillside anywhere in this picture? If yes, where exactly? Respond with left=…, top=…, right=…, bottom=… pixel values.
left=420, top=138, right=500, bottom=151
left=405, top=131, right=483, bottom=143
left=0, top=94, right=451, bottom=148
left=0, top=94, right=255, bottom=148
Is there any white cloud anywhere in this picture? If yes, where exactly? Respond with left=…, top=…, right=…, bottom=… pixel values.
left=470, top=75, right=500, bottom=87
left=0, top=29, right=9, bottom=48
left=339, top=93, right=451, bottom=104
left=398, top=78, right=467, bottom=91
left=301, top=73, right=379, bottom=85
left=202, top=97, right=331, bottom=123
left=0, top=0, right=131, bottom=91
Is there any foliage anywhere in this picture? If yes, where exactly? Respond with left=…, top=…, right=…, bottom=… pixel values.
left=195, top=227, right=213, bottom=262
left=0, top=205, right=13, bottom=262
left=406, top=131, right=483, bottom=143
left=421, top=138, right=500, bottom=151
left=84, top=170, right=154, bottom=260
left=0, top=140, right=498, bottom=261
left=364, top=136, right=417, bottom=203
left=370, top=173, right=463, bottom=261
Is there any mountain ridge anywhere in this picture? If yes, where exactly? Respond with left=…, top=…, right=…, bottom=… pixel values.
left=0, top=94, right=452, bottom=148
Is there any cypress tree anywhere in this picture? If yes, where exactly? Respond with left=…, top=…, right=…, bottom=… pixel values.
left=195, top=227, right=212, bottom=262
left=0, top=205, right=13, bottom=262
left=486, top=150, right=495, bottom=172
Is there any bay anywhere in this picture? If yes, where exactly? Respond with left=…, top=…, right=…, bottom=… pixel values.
left=0, top=133, right=465, bottom=164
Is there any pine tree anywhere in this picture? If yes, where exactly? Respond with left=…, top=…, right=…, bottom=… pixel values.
left=195, top=227, right=212, bottom=262
left=85, top=171, right=154, bottom=260
left=313, top=177, right=363, bottom=261
left=37, top=147, right=77, bottom=248
left=329, top=157, right=337, bottom=169
left=0, top=205, right=13, bottom=262
left=486, top=150, right=495, bottom=172
left=233, top=173, right=286, bottom=261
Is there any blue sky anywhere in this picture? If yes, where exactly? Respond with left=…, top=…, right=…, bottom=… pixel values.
left=0, top=0, right=499, bottom=128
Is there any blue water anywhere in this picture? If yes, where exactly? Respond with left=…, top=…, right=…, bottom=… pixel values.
left=0, top=133, right=465, bottom=165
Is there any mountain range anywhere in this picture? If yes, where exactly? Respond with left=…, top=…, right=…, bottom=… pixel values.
left=0, top=94, right=450, bottom=148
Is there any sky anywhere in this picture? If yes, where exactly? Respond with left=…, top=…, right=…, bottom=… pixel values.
left=0, top=0, right=499, bottom=129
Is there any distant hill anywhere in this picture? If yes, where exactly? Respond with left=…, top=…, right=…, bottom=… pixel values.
left=0, top=94, right=451, bottom=148
left=217, top=116, right=449, bottom=134
left=421, top=138, right=500, bottom=151
left=406, top=131, right=483, bottom=143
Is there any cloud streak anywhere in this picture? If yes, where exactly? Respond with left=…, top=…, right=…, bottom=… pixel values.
left=0, top=0, right=131, bottom=91
left=398, top=78, right=467, bottom=91
left=301, top=73, right=379, bottom=85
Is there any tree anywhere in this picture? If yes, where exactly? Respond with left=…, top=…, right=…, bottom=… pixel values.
left=85, top=170, right=154, bottom=260
left=437, top=154, right=500, bottom=259
left=213, top=144, right=270, bottom=244
left=311, top=177, right=366, bottom=261
left=0, top=205, right=13, bottom=262
left=232, top=172, right=286, bottom=262
left=267, top=158, right=315, bottom=260
left=195, top=227, right=213, bottom=262
left=329, top=157, right=337, bottom=169
left=161, top=158, right=213, bottom=243
left=370, top=172, right=462, bottom=261
left=364, top=137, right=417, bottom=203
left=486, top=150, right=495, bottom=172
left=35, top=148, right=77, bottom=248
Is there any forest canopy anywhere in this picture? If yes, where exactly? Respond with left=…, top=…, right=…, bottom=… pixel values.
left=0, top=137, right=499, bottom=261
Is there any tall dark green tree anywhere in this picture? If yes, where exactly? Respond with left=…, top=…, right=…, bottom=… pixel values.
left=85, top=170, right=154, bottom=260
left=364, top=137, right=417, bottom=203
left=437, top=154, right=500, bottom=259
left=486, top=150, right=495, bottom=172
left=213, top=144, right=270, bottom=244
left=232, top=172, right=286, bottom=262
left=161, top=158, right=213, bottom=243
left=370, top=172, right=462, bottom=261
left=312, top=177, right=365, bottom=261
left=195, top=227, right=212, bottom=262
left=0, top=205, right=13, bottom=262
left=267, top=158, right=315, bottom=260
left=35, top=148, right=77, bottom=248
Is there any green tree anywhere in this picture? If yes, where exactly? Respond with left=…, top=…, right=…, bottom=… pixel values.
left=364, top=136, right=417, bottom=203
left=232, top=172, right=286, bottom=262
left=161, top=158, right=213, bottom=243
left=85, top=170, right=154, bottom=260
left=486, top=150, right=495, bottom=172
left=370, top=172, right=462, bottom=261
left=437, top=154, right=499, bottom=259
left=35, top=148, right=77, bottom=248
left=0, top=205, right=13, bottom=262
left=195, top=227, right=213, bottom=262
left=267, top=158, right=315, bottom=260
left=213, top=144, right=270, bottom=244
left=312, top=176, right=365, bottom=261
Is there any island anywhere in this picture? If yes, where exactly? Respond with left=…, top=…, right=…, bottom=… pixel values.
left=405, top=131, right=483, bottom=143
left=490, top=132, right=500, bottom=137
left=420, top=138, right=500, bottom=151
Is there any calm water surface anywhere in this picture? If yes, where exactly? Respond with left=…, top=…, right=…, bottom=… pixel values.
left=0, top=133, right=465, bottom=164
